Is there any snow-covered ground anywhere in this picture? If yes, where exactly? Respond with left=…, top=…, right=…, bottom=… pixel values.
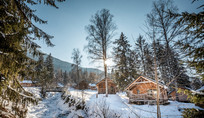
left=69, top=88, right=136, bottom=117
left=69, top=89, right=203, bottom=118
left=25, top=87, right=203, bottom=118
left=25, top=87, right=69, bottom=118
left=118, top=92, right=203, bottom=118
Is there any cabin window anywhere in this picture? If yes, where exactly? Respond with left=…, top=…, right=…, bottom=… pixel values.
left=148, top=89, right=157, bottom=96
left=137, top=90, right=140, bottom=94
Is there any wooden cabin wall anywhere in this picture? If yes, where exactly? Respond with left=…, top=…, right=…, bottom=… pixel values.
left=132, top=83, right=157, bottom=94
left=130, top=82, right=167, bottom=99
left=169, top=90, right=189, bottom=102
left=97, top=81, right=116, bottom=94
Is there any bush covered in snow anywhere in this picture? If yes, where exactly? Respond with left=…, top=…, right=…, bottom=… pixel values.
left=87, top=98, right=121, bottom=118
left=182, top=108, right=204, bottom=118
left=61, top=92, right=87, bottom=118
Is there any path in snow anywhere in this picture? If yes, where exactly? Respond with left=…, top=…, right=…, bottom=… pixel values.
left=25, top=88, right=69, bottom=118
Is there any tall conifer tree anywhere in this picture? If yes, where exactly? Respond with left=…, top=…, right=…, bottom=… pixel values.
left=113, top=32, right=134, bottom=89
left=44, top=53, right=54, bottom=88
left=0, top=0, right=64, bottom=117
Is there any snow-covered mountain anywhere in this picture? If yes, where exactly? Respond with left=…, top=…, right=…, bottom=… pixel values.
left=27, top=53, right=103, bottom=74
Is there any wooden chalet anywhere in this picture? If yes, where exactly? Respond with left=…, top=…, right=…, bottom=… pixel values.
left=75, top=80, right=89, bottom=90
left=125, top=76, right=168, bottom=105
left=96, top=78, right=117, bottom=94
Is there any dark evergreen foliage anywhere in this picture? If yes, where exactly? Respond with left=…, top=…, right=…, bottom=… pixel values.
left=182, top=108, right=204, bottom=118
left=134, top=35, right=149, bottom=76
left=44, top=53, right=55, bottom=88
left=145, top=0, right=190, bottom=88
left=0, top=0, right=65, bottom=116
left=169, top=0, right=204, bottom=81
left=113, top=32, right=137, bottom=90
left=71, top=48, right=82, bottom=84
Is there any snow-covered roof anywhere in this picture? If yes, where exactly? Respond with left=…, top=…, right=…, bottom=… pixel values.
left=21, top=80, right=32, bottom=84
left=196, top=86, right=204, bottom=92
left=57, top=83, right=64, bottom=87
left=96, top=78, right=115, bottom=86
left=125, top=76, right=168, bottom=90
left=89, top=83, right=96, bottom=87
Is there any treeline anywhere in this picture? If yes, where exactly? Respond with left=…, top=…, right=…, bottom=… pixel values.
left=83, top=0, right=203, bottom=104
left=110, top=0, right=204, bottom=108
left=33, top=53, right=101, bottom=89
left=110, top=0, right=203, bottom=92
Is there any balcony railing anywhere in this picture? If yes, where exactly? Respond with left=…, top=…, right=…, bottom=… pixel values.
left=129, top=93, right=156, bottom=100
left=128, top=92, right=168, bottom=104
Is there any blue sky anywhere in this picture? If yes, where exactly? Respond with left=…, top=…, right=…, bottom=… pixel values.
left=33, top=0, right=202, bottom=69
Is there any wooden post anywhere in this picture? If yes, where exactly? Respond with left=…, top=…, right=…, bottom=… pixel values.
left=175, top=78, right=179, bottom=101
left=153, top=40, right=161, bottom=118
left=104, top=59, right=108, bottom=97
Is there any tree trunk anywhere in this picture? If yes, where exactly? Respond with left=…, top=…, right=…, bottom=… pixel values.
left=104, top=60, right=108, bottom=97
left=153, top=40, right=161, bottom=118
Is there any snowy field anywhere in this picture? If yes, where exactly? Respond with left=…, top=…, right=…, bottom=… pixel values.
left=118, top=92, right=203, bottom=118
left=25, top=87, right=203, bottom=118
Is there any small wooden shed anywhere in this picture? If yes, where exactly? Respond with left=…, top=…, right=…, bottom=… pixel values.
left=96, top=78, right=117, bottom=94
left=89, top=83, right=97, bottom=90
left=168, top=87, right=190, bottom=102
left=125, top=76, right=168, bottom=105
left=75, top=80, right=89, bottom=90
left=20, top=80, right=34, bottom=87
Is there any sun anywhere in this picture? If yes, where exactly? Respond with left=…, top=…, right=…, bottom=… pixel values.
left=105, top=59, right=112, bottom=66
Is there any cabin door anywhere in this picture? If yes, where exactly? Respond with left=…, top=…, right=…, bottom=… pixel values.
left=110, top=86, right=115, bottom=94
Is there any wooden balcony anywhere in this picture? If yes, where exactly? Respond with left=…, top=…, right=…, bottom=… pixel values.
left=128, top=93, right=168, bottom=105
left=129, top=93, right=156, bottom=100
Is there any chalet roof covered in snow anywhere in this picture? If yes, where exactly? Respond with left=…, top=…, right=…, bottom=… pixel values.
left=125, top=76, right=168, bottom=90
left=89, top=83, right=96, bottom=87
left=96, top=78, right=115, bottom=86
left=189, top=86, right=204, bottom=95
left=57, top=83, right=64, bottom=87
left=196, top=86, right=204, bottom=92
left=20, top=80, right=32, bottom=83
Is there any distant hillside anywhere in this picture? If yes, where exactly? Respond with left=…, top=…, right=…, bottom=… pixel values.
left=27, top=53, right=103, bottom=74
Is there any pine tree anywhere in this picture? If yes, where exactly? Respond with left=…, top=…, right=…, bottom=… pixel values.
left=89, top=72, right=99, bottom=83
left=144, top=44, right=154, bottom=78
left=128, top=50, right=140, bottom=79
left=145, top=0, right=191, bottom=87
left=0, top=0, right=64, bottom=117
left=56, top=69, right=63, bottom=84
left=169, top=0, right=204, bottom=80
left=82, top=70, right=89, bottom=82
left=34, top=54, right=45, bottom=86
left=44, top=53, right=55, bottom=88
left=113, top=32, right=133, bottom=90
left=63, top=71, right=69, bottom=86
left=134, top=35, right=148, bottom=75
left=71, top=48, right=82, bottom=85
left=168, top=0, right=204, bottom=105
